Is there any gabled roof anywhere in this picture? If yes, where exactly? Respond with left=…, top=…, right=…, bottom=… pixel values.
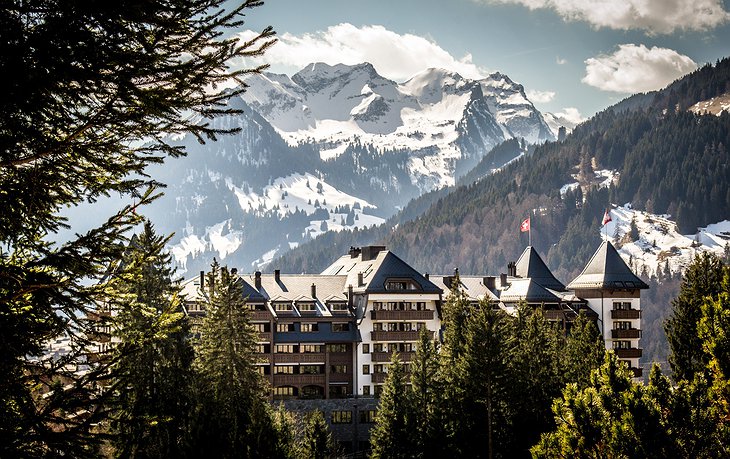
left=515, top=246, right=566, bottom=291
left=321, top=247, right=441, bottom=294
left=567, top=241, right=649, bottom=290
left=429, top=275, right=500, bottom=302
left=498, top=278, right=561, bottom=303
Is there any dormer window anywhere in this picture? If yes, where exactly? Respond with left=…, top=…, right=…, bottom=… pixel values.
left=385, top=279, right=419, bottom=291
left=274, top=302, right=293, bottom=311
left=297, top=302, right=317, bottom=312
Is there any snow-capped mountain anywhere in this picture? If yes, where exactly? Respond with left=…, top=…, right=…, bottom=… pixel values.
left=147, top=62, right=558, bottom=273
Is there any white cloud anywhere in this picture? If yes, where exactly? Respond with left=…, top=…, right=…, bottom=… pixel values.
left=526, top=89, right=556, bottom=103
left=553, top=107, right=585, bottom=125
left=236, top=23, right=488, bottom=81
left=582, top=44, right=697, bottom=93
left=556, top=56, right=567, bottom=65
left=482, top=0, right=730, bottom=34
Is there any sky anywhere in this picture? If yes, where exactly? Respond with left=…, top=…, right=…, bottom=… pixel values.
left=236, top=0, right=730, bottom=122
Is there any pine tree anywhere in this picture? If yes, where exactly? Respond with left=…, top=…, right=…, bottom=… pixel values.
left=107, top=221, right=194, bottom=458
left=301, top=410, right=335, bottom=459
left=460, top=301, right=513, bottom=459
left=0, top=1, right=273, bottom=455
left=408, top=327, right=441, bottom=457
left=370, top=354, right=410, bottom=459
left=563, top=311, right=605, bottom=388
left=665, top=252, right=726, bottom=381
left=191, top=262, right=273, bottom=458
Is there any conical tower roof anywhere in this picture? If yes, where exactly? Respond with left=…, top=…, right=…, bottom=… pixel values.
left=567, top=241, right=649, bottom=290
left=515, top=246, right=565, bottom=291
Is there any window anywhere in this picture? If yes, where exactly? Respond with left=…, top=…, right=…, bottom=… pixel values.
left=362, top=344, right=370, bottom=354
left=255, top=344, right=271, bottom=354
left=255, top=365, right=270, bottom=375
left=374, top=364, right=385, bottom=374
left=388, top=343, right=398, bottom=352
left=613, top=301, right=632, bottom=310
left=300, top=323, right=319, bottom=332
left=246, top=303, right=266, bottom=311
left=274, top=365, right=295, bottom=374
left=331, top=364, right=348, bottom=374
left=372, top=322, right=384, bottom=331
left=273, top=386, right=295, bottom=397
left=298, top=302, right=316, bottom=312
left=373, top=343, right=385, bottom=353
left=300, top=365, right=323, bottom=374
left=416, top=302, right=426, bottom=310
left=385, top=280, right=408, bottom=290
left=252, top=323, right=270, bottom=332
left=373, top=302, right=383, bottom=310
left=330, top=302, right=348, bottom=311
left=416, top=322, right=426, bottom=330
left=613, top=340, right=631, bottom=349
left=614, top=321, right=632, bottom=330
left=331, top=410, right=352, bottom=424
left=327, top=343, right=348, bottom=353
left=301, top=344, right=323, bottom=353
left=277, top=323, right=294, bottom=332
left=333, top=322, right=350, bottom=332
left=274, top=302, right=293, bottom=311
left=329, top=385, right=348, bottom=398
left=275, top=344, right=297, bottom=353
left=362, top=364, right=370, bottom=375
left=362, top=385, right=371, bottom=396
left=301, top=385, right=324, bottom=398
left=374, top=385, right=383, bottom=397
left=360, top=410, right=377, bottom=423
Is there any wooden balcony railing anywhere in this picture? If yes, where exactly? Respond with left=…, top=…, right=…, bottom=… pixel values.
left=371, top=310, right=434, bottom=321
left=611, top=309, right=641, bottom=319
left=370, top=351, right=415, bottom=363
left=611, top=329, right=641, bottom=339
left=273, top=353, right=325, bottom=364
left=615, top=348, right=642, bottom=359
left=273, top=374, right=326, bottom=386
left=371, top=330, right=423, bottom=341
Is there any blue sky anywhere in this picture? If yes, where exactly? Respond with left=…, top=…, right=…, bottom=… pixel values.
left=238, top=0, right=730, bottom=121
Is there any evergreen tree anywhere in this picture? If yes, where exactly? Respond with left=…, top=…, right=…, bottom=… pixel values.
left=191, top=262, right=273, bottom=458
left=370, top=354, right=410, bottom=459
left=300, top=410, right=335, bottom=459
left=270, top=404, right=298, bottom=459
left=509, top=304, right=565, bottom=454
left=562, top=311, right=605, bottom=388
left=0, top=1, right=273, bottom=455
left=408, top=327, right=441, bottom=457
left=460, top=301, right=513, bottom=459
left=107, top=221, right=194, bottom=458
left=665, top=252, right=726, bottom=381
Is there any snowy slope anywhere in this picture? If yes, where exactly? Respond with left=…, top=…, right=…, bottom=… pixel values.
left=242, top=63, right=554, bottom=189
left=602, top=205, right=729, bottom=278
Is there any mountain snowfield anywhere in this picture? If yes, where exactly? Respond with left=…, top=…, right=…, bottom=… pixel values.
left=602, top=205, right=729, bottom=278
left=242, top=63, right=554, bottom=190
left=159, top=62, right=562, bottom=273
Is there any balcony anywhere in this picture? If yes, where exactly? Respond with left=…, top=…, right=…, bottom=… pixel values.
left=371, top=330, right=424, bottom=341
left=371, top=351, right=415, bottom=363
left=329, top=372, right=352, bottom=383
left=273, top=374, right=326, bottom=386
left=611, top=329, right=641, bottom=339
left=249, top=311, right=272, bottom=321
left=615, top=348, right=642, bottom=359
left=273, top=353, right=325, bottom=364
left=611, top=309, right=641, bottom=319
left=257, top=332, right=273, bottom=342
left=329, top=352, right=352, bottom=364
left=371, top=310, right=434, bottom=321
left=371, top=372, right=388, bottom=384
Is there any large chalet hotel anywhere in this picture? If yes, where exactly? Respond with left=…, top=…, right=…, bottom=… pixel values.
left=182, top=241, right=646, bottom=403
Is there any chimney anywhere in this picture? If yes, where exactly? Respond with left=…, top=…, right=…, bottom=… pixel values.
left=425, top=273, right=429, bottom=280
left=311, top=283, right=317, bottom=298
left=231, top=268, right=237, bottom=275
left=484, top=276, right=496, bottom=290
left=357, top=272, right=364, bottom=287
left=361, top=245, right=386, bottom=261
left=255, top=271, right=261, bottom=289
left=274, top=269, right=280, bottom=282
left=507, top=261, right=517, bottom=277
left=347, top=284, right=354, bottom=308
left=349, top=246, right=361, bottom=258
left=500, top=273, right=507, bottom=288
left=199, top=271, right=205, bottom=289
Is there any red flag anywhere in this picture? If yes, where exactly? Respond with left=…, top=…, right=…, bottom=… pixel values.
left=602, top=209, right=612, bottom=226
left=520, top=217, right=530, bottom=232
